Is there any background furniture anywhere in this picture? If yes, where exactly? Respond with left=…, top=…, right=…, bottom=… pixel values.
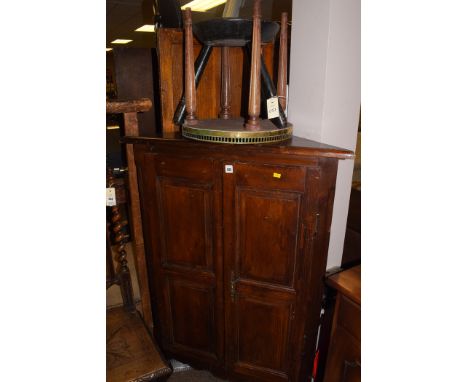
left=112, top=48, right=160, bottom=136
left=107, top=99, right=155, bottom=332
left=341, top=186, right=360, bottom=268
left=124, top=133, right=352, bottom=382
left=106, top=167, right=172, bottom=382
left=156, top=28, right=277, bottom=133
left=322, top=266, right=361, bottom=382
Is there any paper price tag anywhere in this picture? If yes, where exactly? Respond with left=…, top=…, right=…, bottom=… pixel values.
left=267, top=97, right=280, bottom=119
left=106, top=187, right=116, bottom=206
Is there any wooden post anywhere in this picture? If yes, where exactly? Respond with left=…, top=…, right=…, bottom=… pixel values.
left=107, top=169, right=135, bottom=312
left=219, top=47, right=232, bottom=119
left=183, top=8, right=197, bottom=125
left=277, top=12, right=288, bottom=112
left=245, top=0, right=262, bottom=131
left=106, top=99, right=154, bottom=333
left=122, top=111, right=154, bottom=331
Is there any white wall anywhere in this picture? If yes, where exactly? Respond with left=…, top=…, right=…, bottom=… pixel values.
left=288, top=0, right=361, bottom=269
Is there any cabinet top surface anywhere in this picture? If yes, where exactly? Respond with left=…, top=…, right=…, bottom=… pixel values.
left=123, top=133, right=354, bottom=160
left=326, top=265, right=361, bottom=305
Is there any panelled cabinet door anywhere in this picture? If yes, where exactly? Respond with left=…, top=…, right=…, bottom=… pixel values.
left=323, top=294, right=361, bottom=382
left=323, top=327, right=361, bottom=382
left=223, top=162, right=320, bottom=382
left=139, top=154, right=224, bottom=367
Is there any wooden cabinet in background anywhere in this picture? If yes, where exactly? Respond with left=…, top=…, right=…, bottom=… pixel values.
left=323, top=266, right=361, bottom=382
left=126, top=134, right=353, bottom=382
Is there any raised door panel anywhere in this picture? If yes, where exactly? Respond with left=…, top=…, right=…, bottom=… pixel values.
left=238, top=189, right=300, bottom=287
left=166, top=276, right=216, bottom=357
left=232, top=291, right=295, bottom=382
left=157, top=178, right=213, bottom=271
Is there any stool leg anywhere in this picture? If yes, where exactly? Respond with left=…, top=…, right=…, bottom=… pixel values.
left=219, top=46, right=232, bottom=119
left=183, top=8, right=197, bottom=125
left=277, top=12, right=289, bottom=112
left=259, top=56, right=288, bottom=128
left=245, top=0, right=262, bottom=131
left=173, top=45, right=213, bottom=126
left=245, top=43, right=288, bottom=129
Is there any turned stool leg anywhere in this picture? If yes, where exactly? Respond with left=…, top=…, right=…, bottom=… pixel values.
left=183, top=8, right=197, bottom=126
left=245, top=0, right=262, bottom=131
left=277, top=12, right=288, bottom=112
left=173, top=45, right=213, bottom=126
left=219, top=47, right=232, bottom=119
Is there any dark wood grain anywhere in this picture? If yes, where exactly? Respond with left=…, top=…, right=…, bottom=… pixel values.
left=123, top=134, right=354, bottom=160
left=127, top=135, right=349, bottom=382
left=138, top=153, right=224, bottom=370
left=222, top=160, right=322, bottom=382
left=107, top=307, right=172, bottom=382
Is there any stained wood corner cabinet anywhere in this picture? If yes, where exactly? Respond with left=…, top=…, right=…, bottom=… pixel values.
left=126, top=135, right=353, bottom=382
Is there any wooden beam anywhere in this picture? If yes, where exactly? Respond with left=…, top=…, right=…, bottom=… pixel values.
left=106, top=98, right=152, bottom=114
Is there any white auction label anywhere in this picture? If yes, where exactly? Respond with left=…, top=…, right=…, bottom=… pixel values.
left=106, top=187, right=116, bottom=206
left=267, top=97, right=280, bottom=119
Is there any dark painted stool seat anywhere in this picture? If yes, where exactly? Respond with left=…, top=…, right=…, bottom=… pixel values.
left=192, top=17, right=279, bottom=46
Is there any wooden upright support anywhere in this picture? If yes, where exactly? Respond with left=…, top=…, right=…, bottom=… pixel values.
left=245, top=0, right=262, bottom=131
left=107, top=169, right=134, bottom=312
left=277, top=12, right=288, bottom=112
left=183, top=8, right=198, bottom=125
left=219, top=47, right=232, bottom=119
left=106, top=98, right=154, bottom=333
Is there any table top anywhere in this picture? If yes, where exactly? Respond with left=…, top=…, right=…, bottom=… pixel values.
left=326, top=265, right=361, bottom=305
left=123, top=133, right=354, bottom=160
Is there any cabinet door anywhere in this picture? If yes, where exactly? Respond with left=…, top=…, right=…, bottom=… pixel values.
left=139, top=154, right=224, bottom=368
left=223, top=162, right=320, bottom=382
left=323, top=295, right=361, bottom=382
left=323, top=327, right=361, bottom=382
